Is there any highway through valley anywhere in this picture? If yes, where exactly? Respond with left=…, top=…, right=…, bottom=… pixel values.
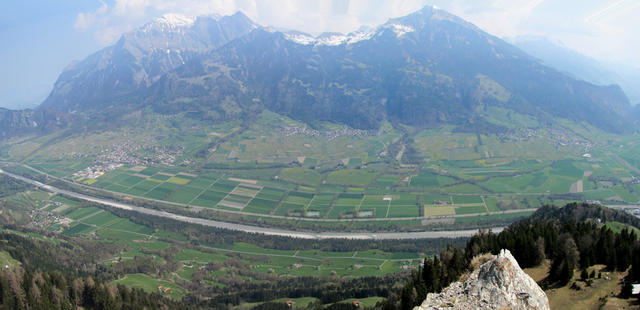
left=0, top=168, right=503, bottom=240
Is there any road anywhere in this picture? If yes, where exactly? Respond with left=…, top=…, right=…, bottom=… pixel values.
left=0, top=168, right=503, bottom=240
left=7, top=162, right=536, bottom=223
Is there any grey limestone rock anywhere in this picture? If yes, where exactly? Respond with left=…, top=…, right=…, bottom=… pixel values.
left=414, top=249, right=549, bottom=310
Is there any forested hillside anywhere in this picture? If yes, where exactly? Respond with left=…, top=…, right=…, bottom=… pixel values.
left=0, top=231, right=190, bottom=309
left=382, top=203, right=640, bottom=310
left=0, top=174, right=465, bottom=309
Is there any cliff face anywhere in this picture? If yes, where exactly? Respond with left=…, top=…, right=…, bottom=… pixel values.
left=0, top=108, right=68, bottom=140
left=414, top=249, right=549, bottom=310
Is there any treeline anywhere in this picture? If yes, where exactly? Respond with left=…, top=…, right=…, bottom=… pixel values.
left=465, top=212, right=637, bottom=285
left=193, top=275, right=404, bottom=309
left=0, top=230, right=189, bottom=309
left=381, top=203, right=640, bottom=310
left=106, top=206, right=467, bottom=253
left=381, top=246, right=467, bottom=310
left=0, top=223, right=404, bottom=310
left=527, top=203, right=640, bottom=228
left=0, top=269, right=189, bottom=310
left=0, top=231, right=122, bottom=279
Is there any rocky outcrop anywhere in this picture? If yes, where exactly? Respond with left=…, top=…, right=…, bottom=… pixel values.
left=414, top=249, right=549, bottom=310
left=0, top=108, right=66, bottom=140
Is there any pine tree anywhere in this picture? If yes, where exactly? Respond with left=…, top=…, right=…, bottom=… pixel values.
left=580, top=269, right=588, bottom=281
left=559, top=259, right=573, bottom=285
left=422, top=258, right=434, bottom=292
left=432, top=256, right=441, bottom=292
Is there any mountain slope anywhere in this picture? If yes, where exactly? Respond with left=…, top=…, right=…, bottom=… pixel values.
left=40, top=12, right=257, bottom=113
left=3, top=6, right=637, bottom=140
left=0, top=108, right=67, bottom=139
left=511, top=35, right=640, bottom=104
left=148, top=6, right=632, bottom=131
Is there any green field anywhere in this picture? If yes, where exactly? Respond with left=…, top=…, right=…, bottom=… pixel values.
left=279, top=168, right=324, bottom=186
left=410, top=172, right=456, bottom=188
left=326, top=170, right=378, bottom=187
left=276, top=202, right=306, bottom=216
left=0, top=251, right=21, bottom=269
left=454, top=205, right=487, bottom=215
left=604, top=221, right=640, bottom=235
left=7, top=104, right=640, bottom=309
left=66, top=206, right=102, bottom=220
left=370, top=175, right=402, bottom=188
left=166, top=186, right=203, bottom=203
left=112, top=274, right=186, bottom=300
left=82, top=211, right=121, bottom=226
left=37, top=198, right=426, bottom=297
left=8, top=109, right=640, bottom=232
left=62, top=223, right=95, bottom=235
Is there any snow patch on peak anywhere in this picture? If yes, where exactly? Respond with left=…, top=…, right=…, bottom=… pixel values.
left=317, top=33, right=348, bottom=46
left=141, top=13, right=195, bottom=33
left=284, top=32, right=316, bottom=45
left=157, top=13, right=195, bottom=28
left=284, top=30, right=375, bottom=46
left=346, top=31, right=375, bottom=44
left=388, top=24, right=415, bottom=37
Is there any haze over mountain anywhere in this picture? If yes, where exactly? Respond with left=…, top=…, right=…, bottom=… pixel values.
left=511, top=35, right=640, bottom=104
left=1, top=6, right=636, bottom=139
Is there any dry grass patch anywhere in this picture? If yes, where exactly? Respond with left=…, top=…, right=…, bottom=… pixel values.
left=425, top=205, right=455, bottom=216
left=470, top=253, right=494, bottom=269
left=228, top=177, right=257, bottom=184
left=167, top=176, right=191, bottom=185
left=545, top=265, right=627, bottom=310
left=522, top=259, right=550, bottom=282
left=231, top=186, right=260, bottom=197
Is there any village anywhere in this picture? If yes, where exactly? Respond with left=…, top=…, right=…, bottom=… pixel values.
left=499, top=127, right=593, bottom=150
left=95, top=141, right=184, bottom=167
left=283, top=126, right=373, bottom=141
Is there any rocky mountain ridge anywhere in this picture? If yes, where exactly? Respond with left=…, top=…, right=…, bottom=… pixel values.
left=39, top=11, right=258, bottom=113
left=0, top=108, right=67, bottom=140
left=0, top=6, right=636, bottom=140
left=414, top=249, right=549, bottom=310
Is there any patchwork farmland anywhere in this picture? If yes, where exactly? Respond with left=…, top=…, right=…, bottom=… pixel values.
left=11, top=122, right=640, bottom=232
left=19, top=190, right=424, bottom=298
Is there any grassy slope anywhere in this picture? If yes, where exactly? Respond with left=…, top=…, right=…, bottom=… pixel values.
left=523, top=262, right=634, bottom=310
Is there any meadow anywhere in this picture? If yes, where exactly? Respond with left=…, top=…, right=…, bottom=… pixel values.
left=19, top=193, right=425, bottom=303
left=6, top=109, right=640, bottom=231
left=11, top=141, right=640, bottom=232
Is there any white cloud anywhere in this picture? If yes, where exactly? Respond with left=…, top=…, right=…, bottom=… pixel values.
left=73, top=0, right=639, bottom=65
left=424, top=0, right=640, bottom=66
left=74, top=0, right=107, bottom=30
left=74, top=0, right=430, bottom=45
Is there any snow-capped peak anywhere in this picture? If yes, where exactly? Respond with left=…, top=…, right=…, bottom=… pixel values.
left=140, top=13, right=195, bottom=33
left=387, top=24, right=415, bottom=37
left=284, top=29, right=375, bottom=46
left=284, top=32, right=316, bottom=45
left=156, top=13, right=195, bottom=28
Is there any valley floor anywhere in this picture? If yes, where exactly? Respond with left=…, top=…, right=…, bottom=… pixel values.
left=0, top=167, right=501, bottom=239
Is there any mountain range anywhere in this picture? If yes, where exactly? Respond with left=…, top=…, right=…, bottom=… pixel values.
left=0, top=6, right=637, bottom=139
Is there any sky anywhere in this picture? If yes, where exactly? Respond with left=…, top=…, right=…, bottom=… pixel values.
left=1, top=0, right=639, bottom=109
